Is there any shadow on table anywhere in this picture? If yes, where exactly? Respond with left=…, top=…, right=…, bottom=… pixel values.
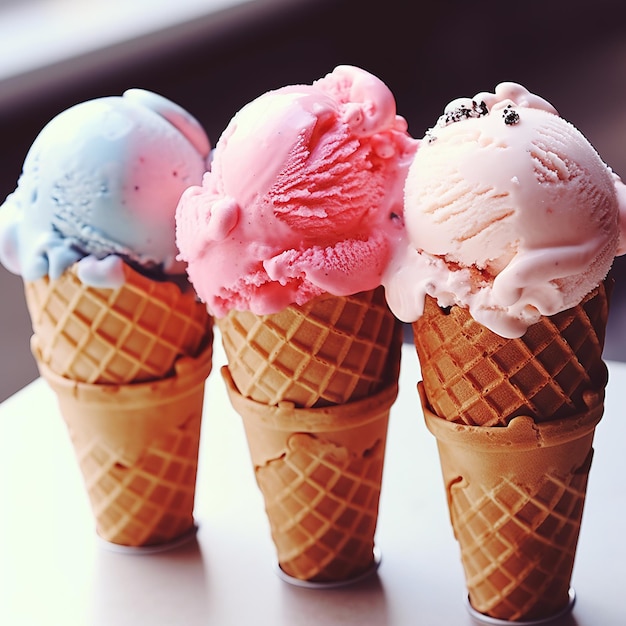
left=467, top=606, right=581, bottom=626
left=90, top=534, right=209, bottom=626
left=278, top=570, right=389, bottom=625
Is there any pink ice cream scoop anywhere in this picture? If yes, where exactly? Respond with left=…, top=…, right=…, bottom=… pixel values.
left=384, top=82, right=626, bottom=338
left=175, top=65, right=417, bottom=317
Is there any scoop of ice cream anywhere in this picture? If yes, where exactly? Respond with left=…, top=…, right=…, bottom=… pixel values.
left=384, top=82, right=626, bottom=337
left=176, top=65, right=418, bottom=317
left=0, top=89, right=210, bottom=287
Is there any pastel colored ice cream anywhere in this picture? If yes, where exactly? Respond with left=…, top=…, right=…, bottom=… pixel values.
left=176, top=65, right=418, bottom=317
left=384, top=82, right=626, bottom=338
left=0, top=89, right=210, bottom=288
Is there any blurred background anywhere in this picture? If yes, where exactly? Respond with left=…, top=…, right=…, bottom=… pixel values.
left=1, top=0, right=625, bottom=401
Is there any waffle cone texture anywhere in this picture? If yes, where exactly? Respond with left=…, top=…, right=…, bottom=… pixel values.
left=35, top=338, right=213, bottom=547
left=421, top=383, right=603, bottom=621
left=26, top=261, right=214, bottom=547
left=224, top=365, right=399, bottom=582
left=413, top=282, right=610, bottom=620
left=413, top=282, right=610, bottom=427
left=24, top=262, right=212, bottom=384
left=216, top=286, right=402, bottom=408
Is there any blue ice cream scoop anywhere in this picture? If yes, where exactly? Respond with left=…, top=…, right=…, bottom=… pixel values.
left=0, top=89, right=210, bottom=287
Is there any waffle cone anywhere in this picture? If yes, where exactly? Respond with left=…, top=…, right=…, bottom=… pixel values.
left=223, top=365, right=398, bottom=582
left=35, top=339, right=213, bottom=547
left=216, top=286, right=402, bottom=408
left=420, top=383, right=603, bottom=622
left=413, top=282, right=610, bottom=426
left=24, top=262, right=212, bottom=384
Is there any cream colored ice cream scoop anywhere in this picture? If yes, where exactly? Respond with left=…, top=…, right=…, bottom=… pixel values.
left=384, top=82, right=626, bottom=337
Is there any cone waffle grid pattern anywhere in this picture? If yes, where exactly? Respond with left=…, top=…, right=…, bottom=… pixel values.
left=256, top=434, right=383, bottom=581
left=413, top=285, right=608, bottom=426
left=218, top=287, right=398, bottom=407
left=73, top=418, right=201, bottom=546
left=452, top=466, right=589, bottom=621
left=25, top=267, right=210, bottom=384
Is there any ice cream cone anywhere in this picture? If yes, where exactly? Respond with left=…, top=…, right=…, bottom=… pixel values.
left=216, top=286, right=401, bottom=408
left=34, top=338, right=213, bottom=547
left=420, top=383, right=603, bottom=622
left=412, top=282, right=610, bottom=427
left=223, top=365, right=398, bottom=582
left=413, top=283, right=610, bottom=619
left=24, top=262, right=211, bottom=384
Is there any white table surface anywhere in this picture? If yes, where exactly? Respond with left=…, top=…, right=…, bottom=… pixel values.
left=1, top=334, right=624, bottom=626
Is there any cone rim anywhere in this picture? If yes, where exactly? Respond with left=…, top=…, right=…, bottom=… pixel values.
left=37, top=336, right=213, bottom=405
left=222, top=364, right=398, bottom=432
left=213, top=287, right=385, bottom=320
left=70, top=261, right=196, bottom=298
left=419, top=382, right=603, bottom=450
